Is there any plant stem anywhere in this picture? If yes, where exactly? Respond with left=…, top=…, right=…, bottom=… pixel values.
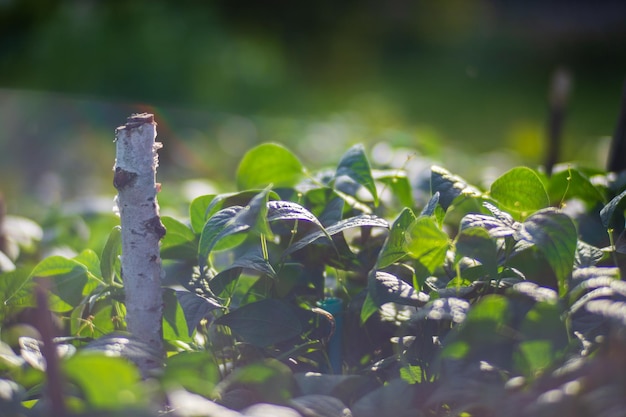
left=114, top=113, right=165, bottom=375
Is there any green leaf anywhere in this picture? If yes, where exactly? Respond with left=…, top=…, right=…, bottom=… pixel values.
left=176, top=291, right=223, bottom=337
left=198, top=206, right=248, bottom=270
left=216, top=359, right=294, bottom=404
left=600, top=188, right=626, bottom=229
left=100, top=226, right=121, bottom=286
left=0, top=267, right=34, bottom=322
left=455, top=227, right=499, bottom=279
left=160, top=216, right=197, bottom=260
left=368, top=270, right=429, bottom=308
left=360, top=292, right=378, bottom=324
left=189, top=194, right=216, bottom=234
left=490, top=167, right=549, bottom=216
left=62, top=353, right=145, bottom=409
left=162, top=289, right=192, bottom=343
left=73, top=250, right=101, bottom=281
left=430, top=166, right=480, bottom=211
left=547, top=167, right=605, bottom=206
left=404, top=216, right=449, bottom=273
left=376, top=208, right=417, bottom=269
left=522, top=208, right=577, bottom=296
left=335, top=144, right=378, bottom=206
left=215, top=299, right=302, bottom=347
left=282, top=215, right=388, bottom=258
left=29, top=256, right=100, bottom=312
left=373, top=169, right=413, bottom=208
left=162, top=352, right=220, bottom=398
left=236, top=143, right=304, bottom=190
left=420, top=192, right=440, bottom=216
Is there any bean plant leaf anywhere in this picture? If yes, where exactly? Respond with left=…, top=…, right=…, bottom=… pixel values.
left=215, top=299, right=302, bottom=347
left=522, top=208, right=577, bottom=296
left=600, top=188, right=626, bottom=229
left=236, top=143, right=304, bottom=190
left=62, top=353, right=146, bottom=409
left=547, top=168, right=605, bottom=206
left=404, top=216, right=450, bottom=273
left=282, top=215, right=388, bottom=257
left=368, top=270, right=429, bottom=308
left=29, top=256, right=101, bottom=312
left=100, top=226, right=121, bottom=286
left=189, top=194, right=216, bottom=234
left=335, top=144, right=379, bottom=206
left=420, top=192, right=440, bottom=216
left=414, top=297, right=470, bottom=323
left=374, top=169, right=413, bottom=208
left=161, top=216, right=197, bottom=260
left=162, top=289, right=192, bottom=343
left=575, top=241, right=605, bottom=268
left=431, top=166, right=480, bottom=211
left=376, top=208, right=417, bottom=269
left=198, top=206, right=247, bottom=270
left=490, top=167, right=549, bottom=216
left=455, top=226, right=499, bottom=279
left=267, top=200, right=323, bottom=227
left=0, top=267, right=35, bottom=322
left=177, top=291, right=223, bottom=337
left=162, top=352, right=221, bottom=398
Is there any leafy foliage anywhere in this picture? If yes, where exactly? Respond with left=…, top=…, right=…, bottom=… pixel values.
left=1, top=139, right=626, bottom=416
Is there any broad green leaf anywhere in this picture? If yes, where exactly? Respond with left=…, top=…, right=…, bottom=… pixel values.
left=335, top=144, right=378, bottom=206
left=547, top=167, right=605, bottom=206
left=162, top=352, right=220, bottom=398
left=163, top=289, right=192, bottom=343
left=523, top=208, right=577, bottom=296
left=176, top=291, right=223, bottom=337
left=282, top=215, right=388, bottom=258
left=267, top=200, right=323, bottom=227
left=0, top=267, right=34, bottom=322
left=198, top=206, right=247, bottom=270
left=368, top=270, right=429, bottom=308
left=430, top=166, right=480, bottom=211
left=223, top=245, right=276, bottom=278
left=215, top=299, right=302, bottom=347
left=73, top=250, right=101, bottom=281
left=236, top=143, right=304, bottom=190
left=376, top=208, right=417, bottom=269
left=600, top=188, right=626, bottom=228
left=62, top=353, right=145, bottom=409
left=455, top=227, right=498, bottom=279
left=373, top=169, right=413, bottom=208
left=216, top=359, right=294, bottom=404
left=575, top=241, right=605, bottom=268
left=161, top=216, right=197, bottom=260
left=100, top=226, right=121, bottom=286
left=404, top=216, right=449, bottom=273
left=360, top=292, right=378, bottom=325
left=414, top=297, right=469, bottom=323
left=490, top=167, right=549, bottom=216
left=29, top=256, right=100, bottom=312
left=189, top=194, right=216, bottom=234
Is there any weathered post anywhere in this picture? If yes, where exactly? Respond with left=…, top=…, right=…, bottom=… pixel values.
left=113, top=113, right=166, bottom=374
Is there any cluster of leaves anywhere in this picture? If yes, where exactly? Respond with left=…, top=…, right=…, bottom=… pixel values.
left=1, top=142, right=626, bottom=416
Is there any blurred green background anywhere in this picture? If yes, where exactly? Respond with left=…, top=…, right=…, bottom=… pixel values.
left=1, top=0, right=625, bottom=213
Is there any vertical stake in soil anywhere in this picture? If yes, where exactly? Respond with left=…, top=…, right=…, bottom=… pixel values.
left=114, top=113, right=166, bottom=373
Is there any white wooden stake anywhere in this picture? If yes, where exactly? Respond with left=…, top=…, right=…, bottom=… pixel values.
left=114, top=113, right=165, bottom=373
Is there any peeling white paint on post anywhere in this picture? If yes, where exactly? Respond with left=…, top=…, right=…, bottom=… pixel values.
left=113, top=113, right=165, bottom=374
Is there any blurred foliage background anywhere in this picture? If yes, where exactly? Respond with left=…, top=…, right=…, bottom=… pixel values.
left=1, top=0, right=626, bottom=215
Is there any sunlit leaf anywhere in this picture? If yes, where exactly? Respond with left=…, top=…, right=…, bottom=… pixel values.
left=335, top=144, right=378, bottom=206
left=162, top=352, right=221, bottom=398
left=374, top=169, right=413, bottom=208
left=490, top=167, right=549, bottom=216
left=162, top=289, right=192, bottom=343
left=547, top=167, right=605, bottom=206
left=430, top=166, right=480, bottom=211
left=522, top=208, right=577, bottom=296
left=404, top=216, right=449, bottom=273
left=189, top=194, right=216, bottom=234
left=455, top=226, right=498, bottom=279
left=368, top=270, right=429, bottom=308
left=376, top=208, right=417, bottom=269
left=237, top=143, right=304, bottom=190
left=100, top=226, right=121, bottom=285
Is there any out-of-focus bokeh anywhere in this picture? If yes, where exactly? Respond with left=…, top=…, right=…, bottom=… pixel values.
left=1, top=0, right=625, bottom=213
